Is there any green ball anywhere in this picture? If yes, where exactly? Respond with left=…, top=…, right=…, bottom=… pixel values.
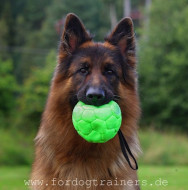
left=72, top=101, right=122, bottom=143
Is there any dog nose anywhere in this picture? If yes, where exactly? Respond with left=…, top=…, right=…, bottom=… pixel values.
left=86, top=87, right=105, bottom=105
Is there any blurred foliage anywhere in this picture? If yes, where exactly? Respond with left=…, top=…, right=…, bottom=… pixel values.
left=0, top=129, right=34, bottom=166
left=0, top=0, right=52, bottom=81
left=0, top=58, right=17, bottom=127
left=139, top=0, right=188, bottom=131
left=16, top=51, right=55, bottom=131
left=39, top=0, right=110, bottom=47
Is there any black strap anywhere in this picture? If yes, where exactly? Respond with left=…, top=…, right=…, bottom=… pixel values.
left=118, top=130, right=138, bottom=170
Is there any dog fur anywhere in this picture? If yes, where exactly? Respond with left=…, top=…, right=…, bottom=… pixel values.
left=31, top=13, right=141, bottom=190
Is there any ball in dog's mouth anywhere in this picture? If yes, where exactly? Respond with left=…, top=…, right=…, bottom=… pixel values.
left=72, top=101, right=122, bottom=143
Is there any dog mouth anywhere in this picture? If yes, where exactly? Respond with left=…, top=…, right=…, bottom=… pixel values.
left=70, top=93, right=121, bottom=109
left=77, top=93, right=113, bottom=107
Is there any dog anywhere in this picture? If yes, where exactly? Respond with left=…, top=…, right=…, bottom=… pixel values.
left=31, top=13, right=141, bottom=190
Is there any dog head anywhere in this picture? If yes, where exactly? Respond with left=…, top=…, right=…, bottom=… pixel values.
left=54, top=13, right=137, bottom=109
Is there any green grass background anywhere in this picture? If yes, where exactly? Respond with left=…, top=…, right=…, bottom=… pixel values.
left=0, top=130, right=187, bottom=189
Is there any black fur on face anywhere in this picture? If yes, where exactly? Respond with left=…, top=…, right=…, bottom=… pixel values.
left=64, top=44, right=126, bottom=107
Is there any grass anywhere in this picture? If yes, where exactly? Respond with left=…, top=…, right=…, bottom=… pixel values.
left=139, top=129, right=188, bottom=165
left=0, top=165, right=187, bottom=190
left=138, top=165, right=188, bottom=190
left=0, top=166, right=30, bottom=190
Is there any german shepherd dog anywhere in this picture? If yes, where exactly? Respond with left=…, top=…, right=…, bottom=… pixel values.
left=31, top=13, right=141, bottom=190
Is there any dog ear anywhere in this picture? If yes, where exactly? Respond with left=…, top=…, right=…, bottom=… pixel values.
left=59, top=13, right=92, bottom=57
left=105, top=18, right=136, bottom=67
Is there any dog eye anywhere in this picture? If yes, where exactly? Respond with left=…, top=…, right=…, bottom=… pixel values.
left=105, top=69, right=114, bottom=75
left=80, top=68, right=88, bottom=74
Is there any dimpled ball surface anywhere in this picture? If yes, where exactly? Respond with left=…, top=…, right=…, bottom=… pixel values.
left=72, top=101, right=122, bottom=143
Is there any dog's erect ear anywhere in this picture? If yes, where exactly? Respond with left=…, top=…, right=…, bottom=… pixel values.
left=105, top=18, right=136, bottom=67
left=59, top=13, right=92, bottom=57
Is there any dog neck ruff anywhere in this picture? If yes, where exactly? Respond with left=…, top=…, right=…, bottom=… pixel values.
left=72, top=101, right=138, bottom=170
